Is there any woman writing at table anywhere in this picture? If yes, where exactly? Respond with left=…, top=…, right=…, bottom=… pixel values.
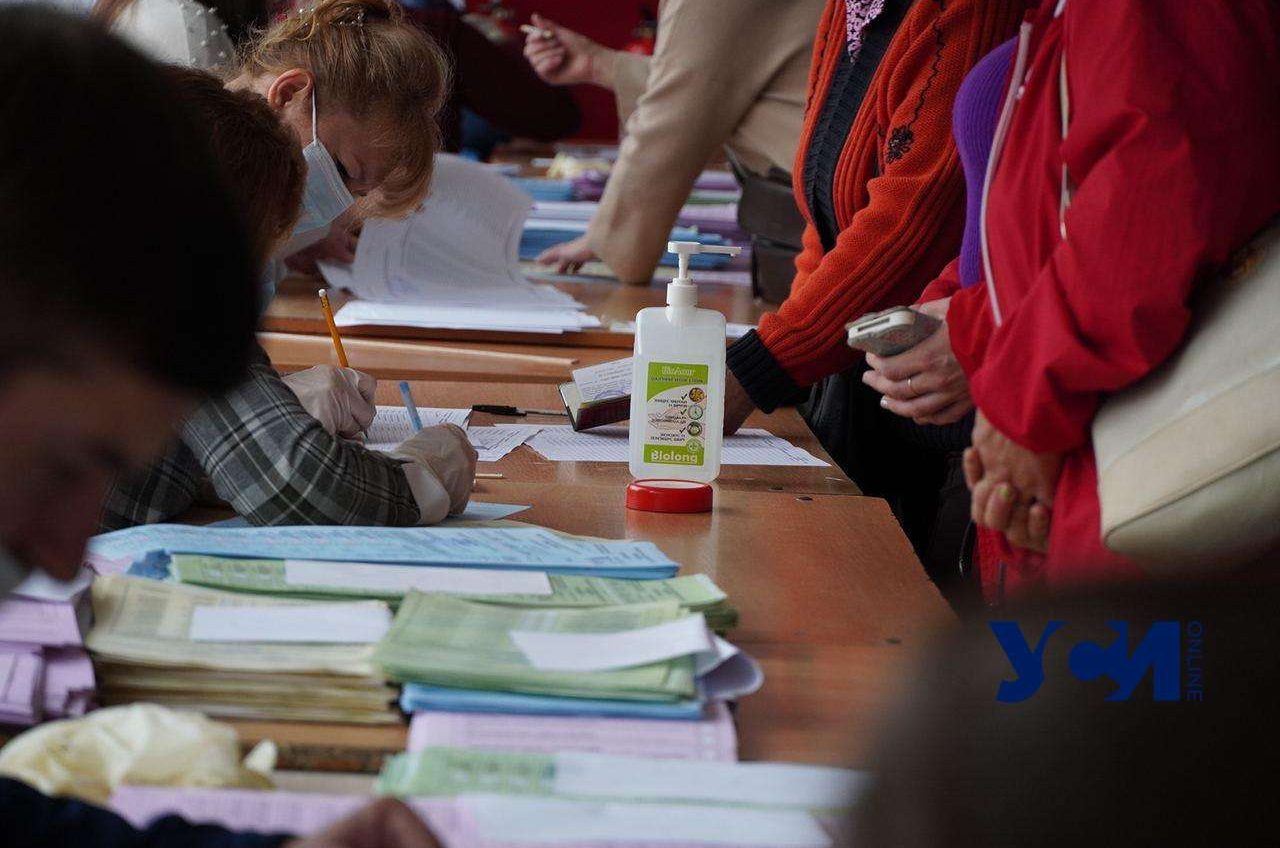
left=101, top=0, right=479, bottom=532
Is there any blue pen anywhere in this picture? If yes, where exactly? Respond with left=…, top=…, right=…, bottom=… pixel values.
left=399, top=381, right=423, bottom=432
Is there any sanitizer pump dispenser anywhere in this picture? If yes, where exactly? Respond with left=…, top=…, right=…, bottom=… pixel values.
left=628, top=240, right=741, bottom=483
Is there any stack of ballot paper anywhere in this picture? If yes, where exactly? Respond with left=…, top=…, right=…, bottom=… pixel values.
left=529, top=200, right=746, bottom=243
left=89, top=525, right=680, bottom=580
left=85, top=576, right=398, bottom=724
left=109, top=782, right=845, bottom=847
left=377, top=594, right=760, bottom=720
left=151, top=556, right=738, bottom=628
left=520, top=223, right=737, bottom=270
left=321, top=154, right=601, bottom=335
left=0, top=569, right=97, bottom=725
left=367, top=749, right=860, bottom=847
left=406, top=701, right=739, bottom=761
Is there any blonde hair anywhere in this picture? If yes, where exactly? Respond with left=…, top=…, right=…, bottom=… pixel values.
left=237, top=0, right=449, bottom=216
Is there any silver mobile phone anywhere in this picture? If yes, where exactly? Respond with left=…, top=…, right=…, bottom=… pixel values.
left=846, top=306, right=942, bottom=357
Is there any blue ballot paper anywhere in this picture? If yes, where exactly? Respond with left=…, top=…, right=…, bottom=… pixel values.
left=90, top=525, right=678, bottom=579
left=400, top=683, right=706, bottom=721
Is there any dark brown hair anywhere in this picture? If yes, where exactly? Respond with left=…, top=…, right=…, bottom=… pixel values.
left=165, top=66, right=305, bottom=256
left=0, top=6, right=259, bottom=395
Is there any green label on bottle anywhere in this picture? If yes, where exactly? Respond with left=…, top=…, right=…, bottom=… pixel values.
left=643, top=361, right=709, bottom=466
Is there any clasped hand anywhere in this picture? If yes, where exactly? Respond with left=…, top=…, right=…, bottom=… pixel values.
left=963, top=411, right=1062, bottom=553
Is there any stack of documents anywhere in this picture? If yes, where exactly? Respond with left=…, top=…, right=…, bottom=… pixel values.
left=89, top=525, right=680, bottom=580
left=370, top=748, right=860, bottom=847
left=85, top=576, right=398, bottom=724
left=529, top=200, right=746, bottom=243
left=321, top=154, right=600, bottom=335
left=520, top=223, right=737, bottom=270
left=0, top=569, right=97, bottom=725
left=518, top=425, right=829, bottom=467
left=378, top=594, right=760, bottom=720
left=109, top=782, right=844, bottom=847
left=572, top=167, right=741, bottom=202
left=153, top=557, right=738, bottom=628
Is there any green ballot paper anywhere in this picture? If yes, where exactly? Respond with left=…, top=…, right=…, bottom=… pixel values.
left=374, top=594, right=697, bottom=701
left=167, top=555, right=738, bottom=629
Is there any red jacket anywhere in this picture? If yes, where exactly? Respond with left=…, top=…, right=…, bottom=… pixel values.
left=940, top=0, right=1280, bottom=596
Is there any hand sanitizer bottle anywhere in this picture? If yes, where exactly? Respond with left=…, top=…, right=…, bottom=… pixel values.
left=629, top=240, right=741, bottom=483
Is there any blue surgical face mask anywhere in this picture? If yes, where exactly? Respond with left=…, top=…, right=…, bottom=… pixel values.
left=280, top=89, right=355, bottom=257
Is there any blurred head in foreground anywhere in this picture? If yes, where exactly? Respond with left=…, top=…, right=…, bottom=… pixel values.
left=850, top=579, right=1279, bottom=846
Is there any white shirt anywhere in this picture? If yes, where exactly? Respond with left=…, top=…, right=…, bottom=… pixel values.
left=112, top=0, right=234, bottom=71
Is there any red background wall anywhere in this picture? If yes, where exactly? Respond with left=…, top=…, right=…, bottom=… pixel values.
left=470, top=1, right=656, bottom=141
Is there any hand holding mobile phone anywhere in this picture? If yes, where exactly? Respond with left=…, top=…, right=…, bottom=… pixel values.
left=845, top=306, right=942, bottom=357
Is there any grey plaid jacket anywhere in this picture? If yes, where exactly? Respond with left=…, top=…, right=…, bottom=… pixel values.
left=100, top=355, right=421, bottom=530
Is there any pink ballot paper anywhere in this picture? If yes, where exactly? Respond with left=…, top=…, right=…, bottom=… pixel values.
left=0, top=598, right=84, bottom=647
left=0, top=645, right=44, bottom=725
left=42, top=647, right=96, bottom=717
left=408, top=703, right=738, bottom=761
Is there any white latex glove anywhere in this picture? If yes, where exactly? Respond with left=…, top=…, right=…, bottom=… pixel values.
left=390, top=424, right=478, bottom=523
left=282, top=365, right=377, bottom=438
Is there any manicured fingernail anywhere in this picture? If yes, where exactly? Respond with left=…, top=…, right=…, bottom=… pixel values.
left=998, top=483, right=1014, bottom=501
left=879, top=396, right=889, bottom=408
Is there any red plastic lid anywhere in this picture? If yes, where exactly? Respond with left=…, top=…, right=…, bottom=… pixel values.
left=626, top=479, right=714, bottom=513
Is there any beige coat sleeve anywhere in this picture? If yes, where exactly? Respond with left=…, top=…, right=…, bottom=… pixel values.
left=587, top=0, right=808, bottom=284
left=611, top=51, right=652, bottom=128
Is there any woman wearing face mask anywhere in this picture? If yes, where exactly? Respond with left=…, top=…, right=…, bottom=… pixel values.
left=101, top=0, right=482, bottom=533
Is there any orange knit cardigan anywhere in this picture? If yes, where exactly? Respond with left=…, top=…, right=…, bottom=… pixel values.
left=727, top=0, right=1025, bottom=410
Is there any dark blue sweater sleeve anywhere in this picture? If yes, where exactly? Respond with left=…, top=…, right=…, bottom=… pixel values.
left=0, top=779, right=291, bottom=848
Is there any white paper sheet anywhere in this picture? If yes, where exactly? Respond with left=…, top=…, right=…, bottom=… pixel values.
left=510, top=614, right=713, bottom=672
left=321, top=155, right=602, bottom=335
left=334, top=300, right=600, bottom=334
left=283, top=561, right=552, bottom=596
left=11, top=567, right=93, bottom=602
left=464, top=795, right=833, bottom=848
left=364, top=406, right=471, bottom=452
left=188, top=602, right=392, bottom=644
left=517, top=425, right=829, bottom=467
left=466, top=425, right=543, bottom=462
left=571, top=358, right=632, bottom=402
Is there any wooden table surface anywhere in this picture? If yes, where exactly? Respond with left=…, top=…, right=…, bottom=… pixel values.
left=263, top=274, right=766, bottom=350
left=379, top=380, right=859, bottom=497
left=260, top=332, right=623, bottom=385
